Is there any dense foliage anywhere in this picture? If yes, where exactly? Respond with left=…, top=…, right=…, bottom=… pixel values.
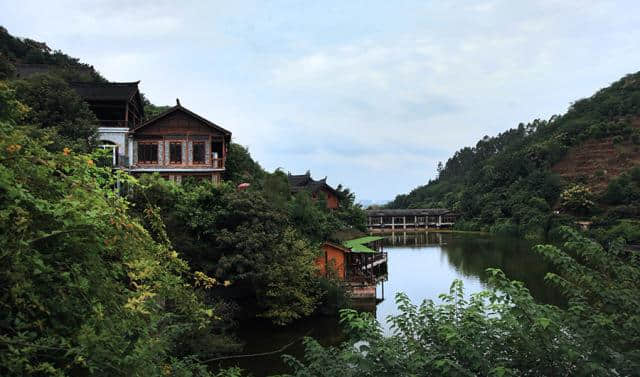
left=388, top=72, right=640, bottom=238
left=141, top=93, right=172, bottom=121
left=223, top=143, right=266, bottom=185
left=284, top=228, right=640, bottom=376
left=127, top=167, right=366, bottom=325
left=0, top=84, right=226, bottom=376
left=11, top=74, right=99, bottom=152
left=1, top=23, right=368, bottom=329
left=559, top=184, right=595, bottom=215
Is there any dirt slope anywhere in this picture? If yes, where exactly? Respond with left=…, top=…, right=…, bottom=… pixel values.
left=551, top=118, right=640, bottom=193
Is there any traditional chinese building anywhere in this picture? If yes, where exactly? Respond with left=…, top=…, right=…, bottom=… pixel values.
left=365, top=208, right=456, bottom=231
left=316, top=237, right=388, bottom=299
left=71, top=81, right=231, bottom=182
left=128, top=100, right=231, bottom=183
left=288, top=172, right=340, bottom=209
left=71, top=81, right=144, bottom=166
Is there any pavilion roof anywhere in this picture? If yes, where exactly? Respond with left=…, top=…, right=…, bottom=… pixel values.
left=343, top=236, right=384, bottom=253
left=288, top=171, right=338, bottom=196
left=70, top=81, right=140, bottom=102
left=365, top=208, right=451, bottom=217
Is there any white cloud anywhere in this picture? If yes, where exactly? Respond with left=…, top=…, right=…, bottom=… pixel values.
left=3, top=0, right=640, bottom=201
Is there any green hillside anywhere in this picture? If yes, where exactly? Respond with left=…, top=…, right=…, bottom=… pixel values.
left=387, top=72, right=640, bottom=239
left=0, top=26, right=105, bottom=82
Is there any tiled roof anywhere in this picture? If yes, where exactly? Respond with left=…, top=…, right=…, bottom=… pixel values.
left=70, top=81, right=140, bottom=101
left=365, top=208, right=451, bottom=216
left=288, top=172, right=312, bottom=187
left=288, top=172, right=338, bottom=195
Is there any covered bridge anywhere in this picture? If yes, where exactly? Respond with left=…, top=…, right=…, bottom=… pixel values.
left=366, top=208, right=456, bottom=230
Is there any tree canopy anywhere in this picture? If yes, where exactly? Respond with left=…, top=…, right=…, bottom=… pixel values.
left=284, top=228, right=640, bottom=376
left=11, top=73, right=99, bottom=152
left=387, top=72, right=640, bottom=239
left=0, top=26, right=105, bottom=82
left=0, top=83, right=225, bottom=376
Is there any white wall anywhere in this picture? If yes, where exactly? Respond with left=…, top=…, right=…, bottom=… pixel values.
left=97, top=127, right=129, bottom=166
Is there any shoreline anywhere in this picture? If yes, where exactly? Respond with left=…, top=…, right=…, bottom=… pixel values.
left=368, top=228, right=488, bottom=236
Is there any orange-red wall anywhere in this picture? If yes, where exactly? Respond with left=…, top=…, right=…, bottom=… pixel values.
left=316, top=244, right=346, bottom=280
left=312, top=189, right=339, bottom=209
left=325, top=190, right=339, bottom=209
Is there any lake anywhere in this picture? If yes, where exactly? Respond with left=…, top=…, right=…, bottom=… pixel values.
left=215, top=231, right=562, bottom=376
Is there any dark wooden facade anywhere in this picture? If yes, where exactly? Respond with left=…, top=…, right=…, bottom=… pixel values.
left=72, top=81, right=232, bottom=182
left=71, top=81, right=144, bottom=129
left=128, top=102, right=231, bottom=183
left=71, top=81, right=145, bottom=167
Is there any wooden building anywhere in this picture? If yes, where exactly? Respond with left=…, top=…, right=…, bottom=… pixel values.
left=128, top=100, right=231, bottom=183
left=71, top=81, right=145, bottom=166
left=316, top=237, right=387, bottom=284
left=71, top=81, right=232, bottom=182
left=317, top=242, right=350, bottom=279
left=366, top=208, right=456, bottom=231
left=288, top=172, right=340, bottom=209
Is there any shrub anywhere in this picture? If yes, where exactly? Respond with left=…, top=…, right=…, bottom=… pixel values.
left=284, top=228, right=640, bottom=376
left=630, top=166, right=640, bottom=182
left=0, top=110, right=216, bottom=375
left=489, top=219, right=518, bottom=236
left=594, top=220, right=640, bottom=244
left=560, top=184, right=595, bottom=215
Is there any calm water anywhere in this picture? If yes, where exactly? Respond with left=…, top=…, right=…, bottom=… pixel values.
left=216, top=232, right=562, bottom=376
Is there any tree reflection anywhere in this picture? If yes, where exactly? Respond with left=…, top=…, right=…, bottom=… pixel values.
left=384, top=232, right=564, bottom=306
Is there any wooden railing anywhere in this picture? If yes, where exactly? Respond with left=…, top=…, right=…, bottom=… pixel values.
left=211, top=157, right=225, bottom=169
left=345, top=252, right=388, bottom=284
left=98, top=120, right=128, bottom=128
left=372, top=252, right=388, bottom=265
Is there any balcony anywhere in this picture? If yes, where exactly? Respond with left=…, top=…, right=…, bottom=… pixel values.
left=98, top=144, right=128, bottom=168
left=211, top=156, right=225, bottom=169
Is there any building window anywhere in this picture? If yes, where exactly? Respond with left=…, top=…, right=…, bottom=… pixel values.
left=138, top=142, right=158, bottom=164
left=193, top=142, right=205, bottom=164
left=169, top=142, right=182, bottom=164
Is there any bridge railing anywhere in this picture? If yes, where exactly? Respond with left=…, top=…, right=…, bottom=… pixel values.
left=366, top=210, right=455, bottom=230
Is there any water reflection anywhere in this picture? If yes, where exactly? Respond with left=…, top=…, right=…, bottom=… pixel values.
left=217, top=316, right=345, bottom=376
left=374, top=232, right=563, bottom=327
left=223, top=232, right=563, bottom=376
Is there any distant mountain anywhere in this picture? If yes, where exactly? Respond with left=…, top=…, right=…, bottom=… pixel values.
left=358, top=199, right=391, bottom=208
left=387, top=72, right=640, bottom=238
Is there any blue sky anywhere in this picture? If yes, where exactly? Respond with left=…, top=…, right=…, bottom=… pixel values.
left=3, top=1, right=640, bottom=202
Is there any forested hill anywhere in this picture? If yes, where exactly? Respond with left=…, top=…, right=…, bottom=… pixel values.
left=0, top=26, right=105, bottom=82
left=387, top=72, right=640, bottom=239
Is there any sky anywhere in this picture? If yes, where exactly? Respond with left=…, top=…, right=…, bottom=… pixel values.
left=2, top=1, right=640, bottom=202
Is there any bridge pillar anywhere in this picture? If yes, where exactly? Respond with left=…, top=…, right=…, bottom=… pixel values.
left=403, top=216, right=406, bottom=229
left=438, top=215, right=442, bottom=228
left=391, top=216, right=395, bottom=230
left=414, top=215, right=417, bottom=229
